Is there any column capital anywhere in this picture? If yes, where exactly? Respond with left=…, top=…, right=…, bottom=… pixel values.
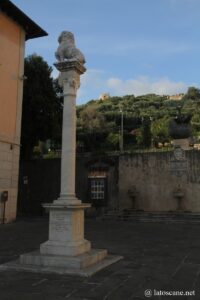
left=54, top=60, right=86, bottom=92
left=54, top=60, right=86, bottom=75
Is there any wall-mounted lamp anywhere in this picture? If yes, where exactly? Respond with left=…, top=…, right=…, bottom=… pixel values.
left=19, top=75, right=28, bottom=80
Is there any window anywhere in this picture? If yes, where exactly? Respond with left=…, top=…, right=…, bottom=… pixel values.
left=91, top=178, right=105, bottom=200
left=88, top=171, right=107, bottom=207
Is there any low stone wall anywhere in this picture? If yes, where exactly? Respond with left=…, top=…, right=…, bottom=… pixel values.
left=0, top=140, right=20, bottom=223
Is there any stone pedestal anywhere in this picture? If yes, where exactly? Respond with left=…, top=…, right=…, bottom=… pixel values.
left=40, top=204, right=91, bottom=256
left=10, top=201, right=122, bottom=276
left=19, top=204, right=110, bottom=275
left=0, top=32, right=122, bottom=276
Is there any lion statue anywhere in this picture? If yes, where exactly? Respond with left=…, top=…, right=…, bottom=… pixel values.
left=55, top=31, right=85, bottom=64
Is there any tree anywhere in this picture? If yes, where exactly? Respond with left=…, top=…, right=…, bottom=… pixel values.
left=184, top=87, right=200, bottom=101
left=151, top=117, right=170, bottom=145
left=105, top=133, right=119, bottom=150
left=80, top=106, right=105, bottom=131
left=77, top=106, right=107, bottom=151
left=138, top=117, right=152, bottom=148
left=20, top=54, right=62, bottom=159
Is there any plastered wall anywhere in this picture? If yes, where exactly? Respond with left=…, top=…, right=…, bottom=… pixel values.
left=0, top=12, right=25, bottom=222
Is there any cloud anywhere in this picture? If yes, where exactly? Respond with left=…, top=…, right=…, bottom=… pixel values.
left=78, top=69, right=189, bottom=103
left=52, top=68, right=188, bottom=104
left=107, top=76, right=188, bottom=96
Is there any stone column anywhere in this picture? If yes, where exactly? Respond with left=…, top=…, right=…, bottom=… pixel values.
left=54, top=61, right=85, bottom=205
left=2, top=31, right=122, bottom=276
left=39, top=60, right=91, bottom=256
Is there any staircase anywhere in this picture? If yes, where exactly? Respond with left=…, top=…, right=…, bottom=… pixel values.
left=102, top=210, right=200, bottom=223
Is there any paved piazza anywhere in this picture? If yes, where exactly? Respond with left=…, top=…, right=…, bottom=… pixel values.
left=0, top=218, right=200, bottom=299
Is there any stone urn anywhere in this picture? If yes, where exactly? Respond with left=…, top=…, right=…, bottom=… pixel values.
left=128, top=186, right=138, bottom=209
left=173, top=186, right=184, bottom=211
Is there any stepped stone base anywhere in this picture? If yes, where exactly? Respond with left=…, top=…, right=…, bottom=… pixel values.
left=40, top=239, right=91, bottom=256
left=0, top=203, right=123, bottom=276
left=0, top=250, right=123, bottom=277
left=20, top=249, right=107, bottom=269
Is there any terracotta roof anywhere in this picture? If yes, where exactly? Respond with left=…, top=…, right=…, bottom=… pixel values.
left=0, top=0, right=48, bottom=40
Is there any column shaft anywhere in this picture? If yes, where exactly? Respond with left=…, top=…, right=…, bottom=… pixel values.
left=60, top=83, right=76, bottom=198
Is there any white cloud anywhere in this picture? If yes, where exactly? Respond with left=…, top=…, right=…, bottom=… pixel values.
left=107, top=76, right=188, bottom=96
left=59, top=68, right=188, bottom=103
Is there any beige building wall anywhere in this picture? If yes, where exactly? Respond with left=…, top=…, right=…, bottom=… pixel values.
left=0, top=12, right=25, bottom=223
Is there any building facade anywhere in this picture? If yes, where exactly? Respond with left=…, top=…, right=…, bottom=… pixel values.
left=0, top=0, right=47, bottom=223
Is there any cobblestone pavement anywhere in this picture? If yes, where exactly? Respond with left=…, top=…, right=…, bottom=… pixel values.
left=0, top=217, right=200, bottom=299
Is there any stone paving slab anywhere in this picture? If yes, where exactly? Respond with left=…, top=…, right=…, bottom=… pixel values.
left=0, top=218, right=200, bottom=299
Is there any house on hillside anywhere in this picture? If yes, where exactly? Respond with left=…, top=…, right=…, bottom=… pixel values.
left=99, top=93, right=110, bottom=101
left=0, top=0, right=47, bottom=223
left=167, top=93, right=184, bottom=101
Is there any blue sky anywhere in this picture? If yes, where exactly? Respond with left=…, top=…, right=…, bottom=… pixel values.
left=13, top=0, right=200, bottom=104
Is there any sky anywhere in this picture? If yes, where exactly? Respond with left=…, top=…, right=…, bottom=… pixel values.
left=13, top=0, right=200, bottom=104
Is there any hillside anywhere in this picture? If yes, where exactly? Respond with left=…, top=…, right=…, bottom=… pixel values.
left=76, top=87, right=200, bottom=152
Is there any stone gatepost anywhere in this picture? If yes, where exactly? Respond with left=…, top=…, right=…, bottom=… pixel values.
left=0, top=31, right=122, bottom=276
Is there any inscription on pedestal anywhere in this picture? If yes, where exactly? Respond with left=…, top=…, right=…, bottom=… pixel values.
left=51, top=222, right=67, bottom=233
left=49, top=211, right=70, bottom=241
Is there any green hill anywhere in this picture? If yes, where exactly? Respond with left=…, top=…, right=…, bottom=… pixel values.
left=76, top=88, right=200, bottom=152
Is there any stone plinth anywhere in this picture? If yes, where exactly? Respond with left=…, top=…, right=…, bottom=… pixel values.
left=20, top=249, right=107, bottom=269
left=40, top=204, right=91, bottom=256
left=0, top=251, right=122, bottom=277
